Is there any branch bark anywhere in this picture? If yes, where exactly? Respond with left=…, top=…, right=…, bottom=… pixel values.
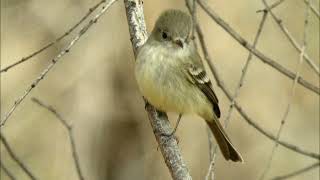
left=123, top=0, right=192, bottom=179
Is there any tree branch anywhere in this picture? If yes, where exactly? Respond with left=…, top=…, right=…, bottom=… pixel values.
left=0, top=159, right=17, bottom=180
left=123, top=0, right=192, bottom=179
left=259, top=1, right=312, bottom=179
left=257, top=0, right=285, bottom=13
left=193, top=0, right=320, bottom=160
left=0, top=0, right=118, bottom=127
left=208, top=10, right=268, bottom=180
left=304, top=0, right=320, bottom=18
left=196, top=0, right=320, bottom=95
left=0, top=0, right=106, bottom=74
left=271, top=162, right=320, bottom=180
left=185, top=2, right=217, bottom=179
left=0, top=132, right=37, bottom=180
left=261, top=0, right=319, bottom=76
left=31, top=97, right=85, bottom=180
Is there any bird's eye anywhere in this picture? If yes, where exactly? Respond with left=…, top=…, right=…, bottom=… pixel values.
left=162, top=32, right=168, bottom=39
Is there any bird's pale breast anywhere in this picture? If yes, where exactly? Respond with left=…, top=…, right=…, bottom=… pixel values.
left=135, top=42, right=213, bottom=119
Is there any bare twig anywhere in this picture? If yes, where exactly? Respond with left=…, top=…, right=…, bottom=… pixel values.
left=0, top=0, right=118, bottom=127
left=191, top=7, right=267, bottom=180
left=304, top=0, right=320, bottom=18
left=186, top=2, right=216, bottom=179
left=194, top=0, right=320, bottom=160
left=0, top=159, right=17, bottom=180
left=0, top=132, right=37, bottom=180
left=124, top=0, right=192, bottom=179
left=224, top=11, right=268, bottom=139
left=257, top=0, right=285, bottom=13
left=205, top=127, right=217, bottom=180
left=207, top=10, right=268, bottom=180
left=185, top=2, right=216, bottom=179
left=262, top=0, right=319, bottom=75
left=270, top=162, right=320, bottom=180
left=196, top=0, right=320, bottom=95
left=259, top=2, right=311, bottom=179
left=188, top=0, right=198, bottom=50
left=0, top=0, right=106, bottom=74
left=31, top=97, right=84, bottom=180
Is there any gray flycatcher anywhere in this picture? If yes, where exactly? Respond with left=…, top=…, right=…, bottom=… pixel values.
left=135, top=9, right=243, bottom=162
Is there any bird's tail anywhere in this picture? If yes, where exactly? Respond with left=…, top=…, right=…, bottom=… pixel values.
left=206, top=120, right=243, bottom=162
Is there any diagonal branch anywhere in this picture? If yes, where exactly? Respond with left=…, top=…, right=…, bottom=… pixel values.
left=0, top=0, right=106, bottom=74
left=124, top=0, right=192, bottom=179
left=271, top=162, right=320, bottom=180
left=0, top=0, right=118, bottom=127
left=0, top=159, right=17, bottom=180
left=259, top=1, right=312, bottom=179
left=31, top=97, right=85, bottom=180
left=196, top=0, right=320, bottom=95
left=257, top=0, right=286, bottom=13
left=186, top=2, right=216, bottom=179
left=194, top=0, right=320, bottom=160
left=0, top=132, right=37, bottom=180
left=304, top=0, right=320, bottom=18
left=206, top=10, right=269, bottom=180
left=262, top=0, right=319, bottom=76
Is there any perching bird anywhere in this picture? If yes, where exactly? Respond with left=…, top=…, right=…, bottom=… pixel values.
left=135, top=9, right=243, bottom=162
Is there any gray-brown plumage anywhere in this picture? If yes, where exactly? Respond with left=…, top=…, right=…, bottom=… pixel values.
left=135, top=9, right=243, bottom=162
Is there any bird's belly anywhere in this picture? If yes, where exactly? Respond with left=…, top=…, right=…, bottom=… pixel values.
left=135, top=43, right=213, bottom=118
left=137, top=70, right=183, bottom=112
left=136, top=65, right=209, bottom=115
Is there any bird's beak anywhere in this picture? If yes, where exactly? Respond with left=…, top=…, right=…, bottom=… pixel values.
left=174, top=39, right=184, bottom=48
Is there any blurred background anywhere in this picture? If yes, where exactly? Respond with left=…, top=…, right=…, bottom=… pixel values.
left=1, top=0, right=319, bottom=179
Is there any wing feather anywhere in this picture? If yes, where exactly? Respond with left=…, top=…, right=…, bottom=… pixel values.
left=186, top=64, right=221, bottom=118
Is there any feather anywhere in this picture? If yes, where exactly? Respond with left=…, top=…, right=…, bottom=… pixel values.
left=186, top=64, right=221, bottom=118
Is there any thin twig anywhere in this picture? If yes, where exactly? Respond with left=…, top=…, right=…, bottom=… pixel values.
left=194, top=0, right=320, bottom=160
left=270, top=162, right=320, bottom=180
left=124, top=0, right=192, bottom=179
left=189, top=0, right=198, bottom=50
left=224, top=11, right=268, bottom=138
left=0, top=132, right=37, bottom=180
left=31, top=97, right=84, bottom=180
left=207, top=11, right=269, bottom=180
left=0, top=0, right=118, bottom=127
left=196, top=0, right=320, bottom=95
left=205, top=127, right=217, bottom=180
left=257, top=0, right=286, bottom=13
left=185, top=2, right=216, bottom=179
left=0, top=0, right=106, bottom=74
left=304, top=0, right=320, bottom=18
left=186, top=2, right=216, bottom=179
left=262, top=0, right=319, bottom=75
left=0, top=159, right=17, bottom=180
left=207, top=11, right=267, bottom=179
left=259, top=2, right=311, bottom=179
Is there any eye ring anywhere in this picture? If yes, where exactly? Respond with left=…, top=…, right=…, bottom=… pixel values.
left=162, top=32, right=168, bottom=39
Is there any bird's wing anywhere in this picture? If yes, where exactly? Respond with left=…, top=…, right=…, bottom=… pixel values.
left=185, top=63, right=221, bottom=118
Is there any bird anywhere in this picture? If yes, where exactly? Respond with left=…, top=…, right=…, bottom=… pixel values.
left=135, top=9, right=243, bottom=162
